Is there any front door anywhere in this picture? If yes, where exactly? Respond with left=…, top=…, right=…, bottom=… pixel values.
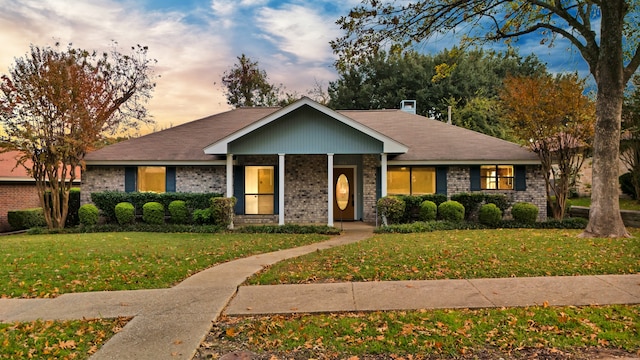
left=334, top=167, right=355, bottom=221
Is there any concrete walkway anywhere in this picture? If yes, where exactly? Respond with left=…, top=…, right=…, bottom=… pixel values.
left=1, top=222, right=639, bottom=360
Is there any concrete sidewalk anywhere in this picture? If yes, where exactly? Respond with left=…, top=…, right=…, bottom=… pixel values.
left=1, top=222, right=639, bottom=360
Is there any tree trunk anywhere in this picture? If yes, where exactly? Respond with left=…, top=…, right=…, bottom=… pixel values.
left=580, top=0, right=630, bottom=238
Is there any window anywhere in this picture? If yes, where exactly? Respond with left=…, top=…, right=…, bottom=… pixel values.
left=481, top=165, right=514, bottom=190
left=138, top=166, right=166, bottom=192
left=245, top=166, right=274, bottom=214
left=387, top=166, right=436, bottom=195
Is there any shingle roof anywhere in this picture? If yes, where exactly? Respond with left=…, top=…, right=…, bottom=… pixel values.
left=85, top=103, right=538, bottom=164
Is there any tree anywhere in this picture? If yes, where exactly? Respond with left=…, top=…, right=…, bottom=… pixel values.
left=0, top=43, right=155, bottom=229
left=501, top=74, right=595, bottom=219
left=620, top=75, right=640, bottom=198
left=333, top=0, right=640, bottom=238
left=221, top=54, right=283, bottom=107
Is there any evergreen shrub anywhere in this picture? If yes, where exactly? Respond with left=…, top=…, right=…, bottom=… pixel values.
left=478, top=203, right=502, bottom=226
left=211, top=197, right=237, bottom=227
left=377, top=196, right=406, bottom=225
left=419, top=200, right=437, bottom=221
left=78, top=204, right=99, bottom=226
left=438, top=200, right=465, bottom=222
left=511, top=202, right=539, bottom=224
left=142, top=202, right=165, bottom=225
left=115, top=202, right=135, bottom=225
left=7, top=208, right=46, bottom=230
left=192, top=208, right=213, bottom=225
left=169, top=200, right=190, bottom=224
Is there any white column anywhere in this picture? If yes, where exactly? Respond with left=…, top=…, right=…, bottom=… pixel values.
left=327, top=153, right=334, bottom=227
left=278, top=153, right=285, bottom=226
left=226, top=154, right=234, bottom=198
left=381, top=153, right=388, bottom=197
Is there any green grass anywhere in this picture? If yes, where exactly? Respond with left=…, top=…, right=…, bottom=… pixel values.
left=0, top=232, right=329, bottom=298
left=248, top=229, right=640, bottom=284
left=216, top=305, right=640, bottom=358
left=0, top=317, right=129, bottom=359
left=569, top=197, right=640, bottom=211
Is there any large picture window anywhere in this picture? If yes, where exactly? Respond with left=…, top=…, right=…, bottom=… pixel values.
left=481, top=165, right=514, bottom=190
left=387, top=166, right=436, bottom=195
left=138, top=166, right=166, bottom=192
left=245, top=166, right=274, bottom=214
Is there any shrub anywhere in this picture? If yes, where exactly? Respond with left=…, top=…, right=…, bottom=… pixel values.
left=169, top=200, right=190, bottom=224
left=438, top=200, right=465, bottom=222
left=78, top=204, right=99, bottom=226
left=483, top=194, right=511, bottom=213
left=192, top=208, right=213, bottom=225
left=7, top=208, right=46, bottom=230
left=419, top=200, right=437, bottom=221
left=211, top=197, right=237, bottom=228
left=511, top=202, right=539, bottom=224
left=478, top=203, right=502, bottom=227
left=450, top=193, right=484, bottom=220
left=115, top=202, right=135, bottom=225
left=620, top=172, right=637, bottom=199
left=398, top=194, right=448, bottom=223
left=377, top=196, right=406, bottom=225
left=142, top=202, right=165, bottom=225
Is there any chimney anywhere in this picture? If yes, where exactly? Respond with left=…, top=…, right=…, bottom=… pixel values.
left=400, top=100, right=416, bottom=114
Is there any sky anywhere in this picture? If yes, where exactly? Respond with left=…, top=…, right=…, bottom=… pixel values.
left=0, top=0, right=591, bottom=132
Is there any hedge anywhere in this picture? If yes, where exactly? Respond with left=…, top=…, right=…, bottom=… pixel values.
left=7, top=208, right=46, bottom=230
left=398, top=194, right=447, bottom=223
left=377, top=196, right=406, bottom=225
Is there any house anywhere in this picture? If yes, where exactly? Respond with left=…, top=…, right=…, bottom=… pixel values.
left=82, top=97, right=546, bottom=225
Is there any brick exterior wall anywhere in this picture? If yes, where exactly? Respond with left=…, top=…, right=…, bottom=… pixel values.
left=0, top=183, right=41, bottom=232
left=446, top=165, right=547, bottom=220
left=283, top=155, right=328, bottom=224
left=176, top=166, right=226, bottom=194
left=362, top=154, right=378, bottom=223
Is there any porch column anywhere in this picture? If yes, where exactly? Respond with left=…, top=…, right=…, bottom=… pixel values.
left=381, top=153, right=388, bottom=197
left=226, top=154, right=233, bottom=198
left=327, top=153, right=334, bottom=227
left=278, top=153, right=285, bottom=225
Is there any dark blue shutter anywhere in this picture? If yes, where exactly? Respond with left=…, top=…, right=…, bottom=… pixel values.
left=233, top=166, right=245, bottom=215
left=470, top=166, right=481, bottom=191
left=436, top=166, right=448, bottom=195
left=273, top=165, right=279, bottom=215
left=125, top=167, right=137, bottom=192
left=515, top=165, right=527, bottom=191
left=166, top=167, right=176, bottom=192
left=376, top=167, right=381, bottom=199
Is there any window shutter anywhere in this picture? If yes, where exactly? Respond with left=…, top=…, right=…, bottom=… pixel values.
left=166, top=167, right=176, bottom=192
left=436, top=167, right=448, bottom=195
left=470, top=166, right=481, bottom=191
left=233, top=166, right=245, bottom=214
left=125, top=167, right=137, bottom=192
left=515, top=165, right=527, bottom=191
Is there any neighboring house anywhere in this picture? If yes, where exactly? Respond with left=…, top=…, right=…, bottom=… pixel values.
left=83, top=97, right=546, bottom=225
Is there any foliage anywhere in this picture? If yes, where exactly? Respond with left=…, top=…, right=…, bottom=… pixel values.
left=78, top=204, right=99, bottom=226
left=619, top=173, right=637, bottom=199
left=332, top=0, right=640, bottom=238
left=237, top=224, right=341, bottom=235
left=7, top=208, right=46, bottom=230
left=478, top=203, right=503, bottom=226
left=212, top=305, right=640, bottom=358
left=377, top=196, right=406, bottom=225
left=452, top=95, right=514, bottom=141
left=511, top=202, right=539, bottom=224
left=65, top=188, right=81, bottom=227
left=91, top=191, right=221, bottom=222
left=397, top=194, right=447, bottom=223
left=501, top=74, right=595, bottom=219
left=376, top=218, right=588, bottom=234
left=437, top=201, right=465, bottom=222
left=418, top=200, right=437, bottom=221
left=0, top=317, right=130, bottom=359
left=221, top=54, right=284, bottom=107
left=621, top=75, right=640, bottom=198
left=0, top=232, right=329, bottom=298
left=168, top=200, right=189, bottom=224
left=142, top=202, right=164, bottom=225
left=0, top=43, right=156, bottom=229
left=192, top=208, right=213, bottom=225
left=211, top=197, right=237, bottom=228
left=114, top=202, right=135, bottom=225
left=450, top=193, right=485, bottom=220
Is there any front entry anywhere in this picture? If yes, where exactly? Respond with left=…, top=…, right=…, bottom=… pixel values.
left=333, top=167, right=355, bottom=221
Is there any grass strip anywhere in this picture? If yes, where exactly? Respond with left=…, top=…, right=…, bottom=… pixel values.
left=249, top=229, right=640, bottom=284
left=1, top=232, right=329, bottom=298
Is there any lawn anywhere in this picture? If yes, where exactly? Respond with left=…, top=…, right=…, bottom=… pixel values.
left=247, top=229, right=640, bottom=285
left=569, top=197, right=640, bottom=211
left=0, top=232, right=329, bottom=298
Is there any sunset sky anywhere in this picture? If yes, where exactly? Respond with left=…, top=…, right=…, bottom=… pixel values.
left=0, top=0, right=590, bottom=132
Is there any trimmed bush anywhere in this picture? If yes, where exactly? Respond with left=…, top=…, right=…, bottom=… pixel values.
left=377, top=196, right=406, bottom=225
left=7, top=208, right=46, bottom=230
left=620, top=172, right=637, bottom=199
left=418, top=200, right=437, bottom=221
left=484, top=194, right=511, bottom=213
left=438, top=200, right=465, bottom=222
left=78, top=204, right=99, bottom=226
left=511, top=202, right=539, bottom=224
left=211, top=197, right=237, bottom=228
left=115, top=202, right=135, bottom=225
left=398, top=194, right=447, bottom=223
left=478, top=203, right=502, bottom=227
left=142, top=202, right=165, bottom=225
left=192, top=208, right=213, bottom=225
left=450, top=193, right=484, bottom=220
left=169, top=200, right=190, bottom=224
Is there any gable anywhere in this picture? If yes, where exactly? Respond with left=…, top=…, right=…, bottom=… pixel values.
left=229, top=106, right=383, bottom=155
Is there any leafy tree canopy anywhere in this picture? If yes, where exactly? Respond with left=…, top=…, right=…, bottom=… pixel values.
left=221, top=54, right=286, bottom=107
